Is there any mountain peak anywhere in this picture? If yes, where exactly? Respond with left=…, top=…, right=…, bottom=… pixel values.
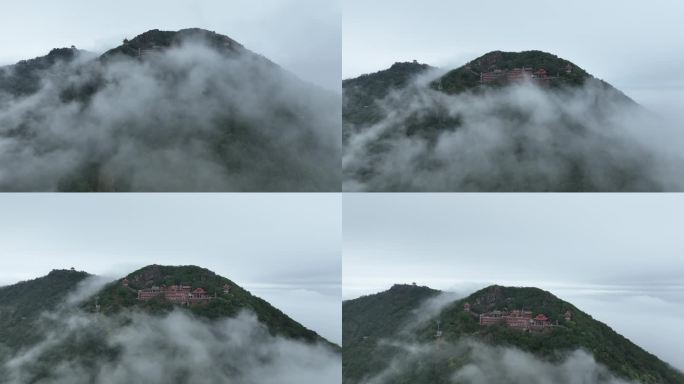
left=83, top=264, right=333, bottom=346
left=388, top=282, right=433, bottom=292
left=102, top=28, right=244, bottom=60
left=47, top=268, right=89, bottom=278
left=110, top=264, right=232, bottom=297
left=434, top=50, right=591, bottom=94
left=458, top=285, right=575, bottom=324
left=45, top=47, right=80, bottom=60
left=388, top=60, right=431, bottom=71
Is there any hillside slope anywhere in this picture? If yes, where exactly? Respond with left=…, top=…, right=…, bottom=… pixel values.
left=0, top=269, right=90, bottom=353
left=343, top=61, right=433, bottom=130
left=343, top=284, right=684, bottom=384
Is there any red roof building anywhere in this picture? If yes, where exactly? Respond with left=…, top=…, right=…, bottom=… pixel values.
left=533, top=314, right=550, bottom=328
left=480, top=67, right=554, bottom=85
left=506, top=67, right=533, bottom=81
left=479, top=310, right=553, bottom=331
left=137, top=285, right=212, bottom=305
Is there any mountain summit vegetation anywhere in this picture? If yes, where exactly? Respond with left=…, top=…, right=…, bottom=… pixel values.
left=343, top=284, right=684, bottom=384
left=434, top=50, right=592, bottom=93
left=0, top=28, right=341, bottom=192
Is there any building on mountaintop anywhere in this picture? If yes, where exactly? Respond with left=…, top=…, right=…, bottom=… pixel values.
left=478, top=309, right=553, bottom=331
left=137, top=284, right=213, bottom=305
left=480, top=66, right=556, bottom=84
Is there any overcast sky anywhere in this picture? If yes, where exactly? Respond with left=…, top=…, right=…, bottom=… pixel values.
left=344, top=193, right=684, bottom=371
left=0, top=194, right=341, bottom=344
left=343, top=0, right=684, bottom=112
left=0, top=0, right=341, bottom=92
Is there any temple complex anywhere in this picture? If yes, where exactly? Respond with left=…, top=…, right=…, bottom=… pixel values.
left=479, top=66, right=562, bottom=84
left=137, top=284, right=213, bottom=305
left=462, top=302, right=571, bottom=332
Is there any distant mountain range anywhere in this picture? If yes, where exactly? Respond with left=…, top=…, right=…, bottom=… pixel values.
left=0, top=265, right=338, bottom=383
left=343, top=50, right=664, bottom=192
left=0, top=28, right=341, bottom=192
left=343, top=284, right=684, bottom=384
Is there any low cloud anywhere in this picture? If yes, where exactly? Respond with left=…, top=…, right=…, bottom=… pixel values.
left=0, top=38, right=341, bottom=191
left=64, top=275, right=115, bottom=306
left=453, top=342, right=634, bottom=384
left=343, top=74, right=684, bottom=191
left=401, top=291, right=462, bottom=334
left=361, top=339, right=634, bottom=384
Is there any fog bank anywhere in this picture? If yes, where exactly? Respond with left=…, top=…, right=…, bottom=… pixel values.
left=343, top=75, right=684, bottom=191
left=0, top=39, right=341, bottom=191
left=361, top=340, right=634, bottom=384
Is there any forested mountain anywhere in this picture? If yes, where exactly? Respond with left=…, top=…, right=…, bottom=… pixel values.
left=343, top=284, right=684, bottom=384
left=0, top=265, right=338, bottom=383
left=342, top=51, right=666, bottom=192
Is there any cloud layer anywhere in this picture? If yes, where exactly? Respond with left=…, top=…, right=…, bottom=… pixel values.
left=361, top=340, right=635, bottom=384
left=343, top=75, right=684, bottom=191
left=0, top=40, right=341, bottom=191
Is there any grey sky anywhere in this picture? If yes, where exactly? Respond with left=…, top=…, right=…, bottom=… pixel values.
left=344, top=193, right=684, bottom=371
left=0, top=0, right=341, bottom=92
left=343, top=0, right=684, bottom=111
left=0, top=194, right=341, bottom=344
